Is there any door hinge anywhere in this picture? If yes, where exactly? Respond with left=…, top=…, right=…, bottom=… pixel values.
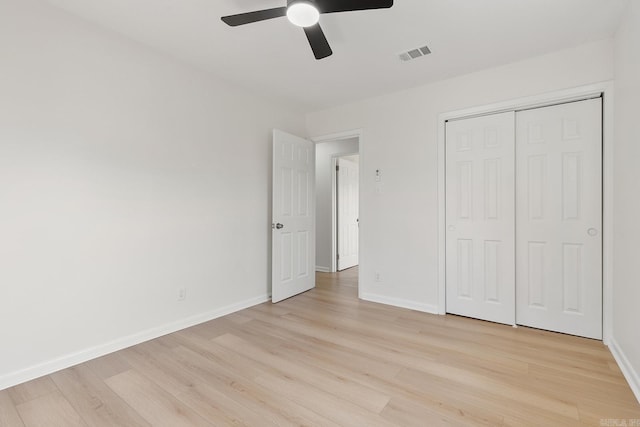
left=336, top=165, right=339, bottom=172
left=337, top=254, right=340, bottom=260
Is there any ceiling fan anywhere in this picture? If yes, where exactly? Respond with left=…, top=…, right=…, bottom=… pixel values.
left=221, top=0, right=394, bottom=60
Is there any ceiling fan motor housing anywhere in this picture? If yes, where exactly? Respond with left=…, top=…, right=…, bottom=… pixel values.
left=287, top=0, right=317, bottom=8
left=286, top=0, right=320, bottom=27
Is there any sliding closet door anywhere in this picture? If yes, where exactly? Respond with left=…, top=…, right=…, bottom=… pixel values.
left=515, top=99, right=602, bottom=339
left=445, top=112, right=516, bottom=325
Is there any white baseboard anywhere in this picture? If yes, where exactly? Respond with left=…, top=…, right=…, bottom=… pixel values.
left=608, top=338, right=640, bottom=404
left=315, top=266, right=331, bottom=273
left=360, top=292, right=439, bottom=315
left=0, top=294, right=270, bottom=391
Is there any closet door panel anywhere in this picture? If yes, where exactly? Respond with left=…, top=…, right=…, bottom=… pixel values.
left=445, top=112, right=516, bottom=325
left=515, top=98, right=602, bottom=339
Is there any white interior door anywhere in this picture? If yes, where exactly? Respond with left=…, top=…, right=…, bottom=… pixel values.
left=445, top=112, right=516, bottom=325
left=337, top=157, right=359, bottom=271
left=515, top=99, right=602, bottom=339
left=272, top=129, right=315, bottom=303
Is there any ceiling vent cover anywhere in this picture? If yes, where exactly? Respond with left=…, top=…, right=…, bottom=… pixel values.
left=399, top=45, right=431, bottom=62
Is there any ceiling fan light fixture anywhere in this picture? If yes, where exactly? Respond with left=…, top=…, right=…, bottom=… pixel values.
left=286, top=1, right=320, bottom=27
left=221, top=0, right=394, bottom=60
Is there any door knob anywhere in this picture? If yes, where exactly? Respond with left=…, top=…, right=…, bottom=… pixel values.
left=273, top=223, right=284, bottom=230
left=587, top=228, right=598, bottom=237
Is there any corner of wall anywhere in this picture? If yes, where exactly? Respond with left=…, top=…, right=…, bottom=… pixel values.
left=608, top=338, right=640, bottom=404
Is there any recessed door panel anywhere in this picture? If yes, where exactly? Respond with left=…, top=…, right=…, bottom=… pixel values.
left=457, top=162, right=473, bottom=220
left=528, top=155, right=546, bottom=220
left=456, top=239, right=473, bottom=299
left=297, top=231, right=309, bottom=278
left=281, top=167, right=293, bottom=217
left=527, top=241, right=546, bottom=309
left=484, top=159, right=500, bottom=220
left=562, top=153, right=582, bottom=221
left=280, top=232, right=293, bottom=282
left=562, top=243, right=583, bottom=314
left=483, top=240, right=500, bottom=303
left=297, top=170, right=309, bottom=216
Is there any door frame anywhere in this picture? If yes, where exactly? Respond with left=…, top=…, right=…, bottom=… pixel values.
left=437, top=81, right=614, bottom=344
left=312, top=130, right=363, bottom=292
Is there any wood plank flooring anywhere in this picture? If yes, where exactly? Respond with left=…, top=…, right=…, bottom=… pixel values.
left=1, top=267, right=639, bottom=426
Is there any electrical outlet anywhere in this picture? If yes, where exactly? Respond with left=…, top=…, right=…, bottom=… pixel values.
left=178, top=287, right=187, bottom=301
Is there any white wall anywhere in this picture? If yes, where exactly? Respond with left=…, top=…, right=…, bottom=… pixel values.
left=307, top=39, right=614, bottom=313
left=0, top=0, right=305, bottom=389
left=613, top=0, right=640, bottom=401
left=315, top=138, right=359, bottom=271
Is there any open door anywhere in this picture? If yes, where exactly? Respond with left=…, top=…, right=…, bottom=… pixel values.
left=337, top=157, right=359, bottom=271
left=272, top=129, right=316, bottom=303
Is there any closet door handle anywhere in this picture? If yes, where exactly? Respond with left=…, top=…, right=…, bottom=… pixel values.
left=587, top=228, right=599, bottom=237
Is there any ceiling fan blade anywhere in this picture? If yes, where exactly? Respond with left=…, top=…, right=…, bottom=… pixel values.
left=315, top=0, right=393, bottom=14
left=304, top=24, right=333, bottom=60
left=221, top=7, right=287, bottom=26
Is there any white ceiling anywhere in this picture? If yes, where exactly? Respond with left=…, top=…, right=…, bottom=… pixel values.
left=44, top=0, right=629, bottom=111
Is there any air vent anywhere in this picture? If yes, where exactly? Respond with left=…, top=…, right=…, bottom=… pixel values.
left=399, top=45, right=431, bottom=62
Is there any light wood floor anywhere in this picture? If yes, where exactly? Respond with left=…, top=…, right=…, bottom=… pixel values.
left=1, top=268, right=639, bottom=426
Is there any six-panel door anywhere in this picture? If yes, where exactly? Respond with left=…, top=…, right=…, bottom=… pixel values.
left=515, top=99, right=602, bottom=339
left=445, top=112, right=516, bottom=325
left=272, top=130, right=316, bottom=303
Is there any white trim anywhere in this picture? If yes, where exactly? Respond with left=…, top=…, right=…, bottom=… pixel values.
left=315, top=266, right=331, bottom=273
left=0, top=294, right=269, bottom=391
left=331, top=157, right=338, bottom=272
left=312, top=129, right=363, bottom=144
left=437, top=106, right=448, bottom=315
left=437, top=81, right=615, bottom=343
left=601, top=87, right=615, bottom=346
left=361, top=292, right=439, bottom=315
left=609, top=339, right=640, bottom=404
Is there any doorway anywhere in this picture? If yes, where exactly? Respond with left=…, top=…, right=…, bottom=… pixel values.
left=314, top=136, right=360, bottom=275
left=336, top=155, right=359, bottom=271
